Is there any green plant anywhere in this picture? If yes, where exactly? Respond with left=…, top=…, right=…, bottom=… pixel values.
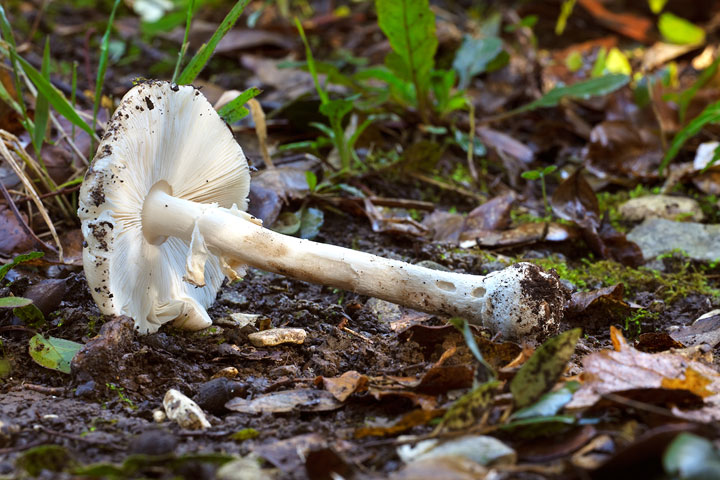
left=106, top=383, right=137, bottom=410
left=521, top=165, right=557, bottom=217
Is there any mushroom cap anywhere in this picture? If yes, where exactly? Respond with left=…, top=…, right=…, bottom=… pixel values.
left=79, top=81, right=250, bottom=334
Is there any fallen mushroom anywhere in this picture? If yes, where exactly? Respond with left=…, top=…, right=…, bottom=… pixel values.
left=79, top=81, right=565, bottom=338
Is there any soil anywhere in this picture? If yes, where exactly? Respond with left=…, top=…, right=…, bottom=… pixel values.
left=1, top=206, right=716, bottom=479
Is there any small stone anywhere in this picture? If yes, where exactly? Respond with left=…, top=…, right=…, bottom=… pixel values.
left=128, top=429, right=178, bottom=456
left=366, top=298, right=402, bottom=323
left=219, top=290, right=249, bottom=308
left=627, top=218, right=720, bottom=262
left=619, top=195, right=703, bottom=222
left=153, top=409, right=166, bottom=423
left=163, top=389, right=211, bottom=430
left=247, top=328, right=307, bottom=347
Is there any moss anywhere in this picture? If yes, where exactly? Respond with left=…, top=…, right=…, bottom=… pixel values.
left=531, top=255, right=719, bottom=304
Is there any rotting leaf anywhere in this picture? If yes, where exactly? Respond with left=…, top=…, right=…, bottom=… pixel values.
left=435, top=380, right=500, bottom=433
left=510, top=328, right=582, bottom=409
left=28, top=334, right=82, bottom=374
left=355, top=409, right=444, bottom=438
left=566, top=284, right=631, bottom=328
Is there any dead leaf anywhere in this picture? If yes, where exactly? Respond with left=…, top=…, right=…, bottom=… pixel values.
left=566, top=284, right=632, bottom=328
left=363, top=197, right=428, bottom=237
left=355, top=409, right=444, bottom=438
left=567, top=327, right=720, bottom=421
left=585, top=121, right=663, bottom=182
left=320, top=371, right=369, bottom=402
left=0, top=206, right=34, bottom=255
left=671, top=310, right=720, bottom=348
left=578, top=0, right=653, bottom=42
left=551, top=169, right=643, bottom=266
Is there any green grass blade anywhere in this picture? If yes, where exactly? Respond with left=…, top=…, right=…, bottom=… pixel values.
left=176, top=0, right=251, bottom=85
left=93, top=0, right=122, bottom=135
left=0, top=5, right=28, bottom=119
left=71, top=61, right=77, bottom=141
left=0, top=251, right=44, bottom=282
left=32, top=37, right=51, bottom=155
left=295, top=18, right=328, bottom=104
left=15, top=55, right=93, bottom=136
left=660, top=99, right=720, bottom=175
left=172, top=0, right=195, bottom=84
left=217, top=86, right=262, bottom=124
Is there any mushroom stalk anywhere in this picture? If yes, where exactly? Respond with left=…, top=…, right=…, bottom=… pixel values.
left=143, top=186, right=550, bottom=329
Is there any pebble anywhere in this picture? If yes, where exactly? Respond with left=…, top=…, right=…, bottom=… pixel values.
left=619, top=195, right=703, bottom=222
left=163, top=389, right=211, bottom=430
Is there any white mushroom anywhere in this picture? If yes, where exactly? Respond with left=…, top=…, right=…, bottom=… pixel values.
left=79, top=81, right=566, bottom=338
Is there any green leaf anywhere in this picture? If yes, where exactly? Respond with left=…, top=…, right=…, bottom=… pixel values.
left=176, top=0, right=251, bottom=85
left=319, top=98, right=353, bottom=123
left=663, top=433, right=720, bottom=479
left=453, top=35, right=503, bottom=89
left=375, top=0, right=437, bottom=115
left=15, top=55, right=93, bottom=136
left=305, top=171, right=318, bottom=192
left=295, top=18, right=328, bottom=104
left=0, top=297, right=33, bottom=309
left=542, top=165, right=558, bottom=175
left=521, top=170, right=541, bottom=180
left=14, top=303, right=45, bottom=328
left=0, top=251, right=44, bottom=282
left=93, top=0, right=122, bottom=134
left=28, top=334, right=82, bottom=374
left=511, top=381, right=580, bottom=419
left=648, top=0, right=668, bottom=13
left=660, top=99, right=720, bottom=174
left=32, top=37, right=51, bottom=155
left=510, top=328, right=581, bottom=408
left=299, top=207, right=324, bottom=240
left=217, top=86, right=262, bottom=124
left=605, top=47, right=631, bottom=75
left=519, top=74, right=629, bottom=113
left=659, top=13, right=705, bottom=45
left=272, top=212, right=301, bottom=235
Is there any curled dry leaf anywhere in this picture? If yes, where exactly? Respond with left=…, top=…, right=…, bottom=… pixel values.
left=320, top=370, right=369, bottom=402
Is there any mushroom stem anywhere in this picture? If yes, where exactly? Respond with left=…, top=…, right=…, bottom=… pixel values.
left=143, top=185, right=561, bottom=335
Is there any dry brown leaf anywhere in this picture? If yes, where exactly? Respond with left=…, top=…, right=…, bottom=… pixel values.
left=355, top=409, right=444, bottom=438
left=321, top=370, right=369, bottom=402
left=567, top=327, right=720, bottom=421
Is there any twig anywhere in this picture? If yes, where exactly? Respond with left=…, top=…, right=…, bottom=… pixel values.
left=23, top=384, right=67, bottom=395
left=12, top=184, right=82, bottom=204
left=0, top=440, right=47, bottom=455
left=337, top=316, right=374, bottom=344
left=408, top=171, right=485, bottom=202
left=0, top=178, right=58, bottom=254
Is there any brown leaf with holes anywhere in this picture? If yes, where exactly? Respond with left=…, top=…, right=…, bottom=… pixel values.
left=320, top=370, right=369, bottom=402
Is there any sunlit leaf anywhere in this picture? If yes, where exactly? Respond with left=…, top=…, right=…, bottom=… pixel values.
left=511, top=381, right=580, bottom=419
left=28, top=334, right=82, bottom=374
left=375, top=0, right=437, bottom=114
left=14, top=303, right=45, bottom=328
left=659, top=13, right=705, bottom=45
left=0, top=297, right=32, bottom=309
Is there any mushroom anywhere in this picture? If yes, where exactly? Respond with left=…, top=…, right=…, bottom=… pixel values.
left=79, top=81, right=566, bottom=338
